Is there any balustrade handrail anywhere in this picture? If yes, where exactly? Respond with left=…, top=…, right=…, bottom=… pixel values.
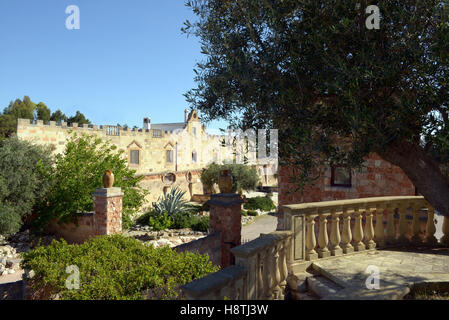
left=181, top=265, right=246, bottom=300
left=231, top=231, right=292, bottom=258
left=181, top=230, right=293, bottom=300
left=283, top=196, right=428, bottom=215
left=282, top=196, right=444, bottom=266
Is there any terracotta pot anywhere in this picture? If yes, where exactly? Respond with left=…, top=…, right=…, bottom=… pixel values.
left=102, top=170, right=114, bottom=188
left=218, top=170, right=233, bottom=193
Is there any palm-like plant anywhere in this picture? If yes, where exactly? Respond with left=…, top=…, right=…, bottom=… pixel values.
left=152, top=186, right=191, bottom=218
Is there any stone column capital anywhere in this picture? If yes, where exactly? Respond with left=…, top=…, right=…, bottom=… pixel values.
left=93, top=187, right=123, bottom=198
left=208, top=194, right=244, bottom=207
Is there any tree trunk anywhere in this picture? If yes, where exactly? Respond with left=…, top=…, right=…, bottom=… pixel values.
left=379, top=140, right=449, bottom=217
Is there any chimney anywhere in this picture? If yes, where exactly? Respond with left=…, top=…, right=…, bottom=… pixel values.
left=185, top=109, right=189, bottom=123
left=143, top=117, right=151, bottom=130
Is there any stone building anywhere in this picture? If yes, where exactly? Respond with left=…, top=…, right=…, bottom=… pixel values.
left=17, top=110, right=277, bottom=206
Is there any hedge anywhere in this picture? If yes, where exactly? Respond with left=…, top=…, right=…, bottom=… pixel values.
left=22, top=235, right=219, bottom=300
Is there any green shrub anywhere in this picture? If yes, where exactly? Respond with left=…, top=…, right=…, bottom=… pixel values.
left=143, top=209, right=209, bottom=232
left=35, top=133, right=148, bottom=230
left=148, top=211, right=173, bottom=231
left=247, top=210, right=258, bottom=216
left=244, top=196, right=276, bottom=212
left=135, top=212, right=151, bottom=226
left=241, top=210, right=248, bottom=216
left=0, top=204, right=22, bottom=236
left=201, top=163, right=259, bottom=193
left=171, top=211, right=195, bottom=229
left=0, top=137, right=53, bottom=236
left=191, top=216, right=210, bottom=232
left=21, top=235, right=219, bottom=300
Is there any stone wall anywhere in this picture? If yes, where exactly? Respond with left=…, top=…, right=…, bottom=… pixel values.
left=277, top=153, right=415, bottom=229
left=46, top=188, right=124, bottom=244
left=173, top=232, right=222, bottom=266
left=46, top=213, right=95, bottom=244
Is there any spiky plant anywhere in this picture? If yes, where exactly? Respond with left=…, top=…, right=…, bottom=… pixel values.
left=152, top=186, right=192, bottom=218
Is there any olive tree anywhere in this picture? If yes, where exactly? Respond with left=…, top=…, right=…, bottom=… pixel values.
left=183, top=0, right=449, bottom=215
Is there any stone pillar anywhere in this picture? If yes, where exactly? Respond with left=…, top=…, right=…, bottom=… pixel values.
left=93, top=187, right=123, bottom=236
left=209, top=193, right=243, bottom=268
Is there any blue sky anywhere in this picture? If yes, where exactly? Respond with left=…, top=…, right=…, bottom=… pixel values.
left=0, top=0, right=227, bottom=130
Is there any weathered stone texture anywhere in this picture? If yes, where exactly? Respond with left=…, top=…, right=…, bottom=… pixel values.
left=209, top=194, right=243, bottom=268
left=277, top=153, right=415, bottom=229
left=174, top=232, right=222, bottom=266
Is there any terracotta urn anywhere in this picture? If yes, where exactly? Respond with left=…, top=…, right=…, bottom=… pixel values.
left=102, top=170, right=114, bottom=188
left=218, top=170, right=233, bottom=193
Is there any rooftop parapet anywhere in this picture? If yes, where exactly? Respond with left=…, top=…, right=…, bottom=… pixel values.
left=17, top=118, right=168, bottom=138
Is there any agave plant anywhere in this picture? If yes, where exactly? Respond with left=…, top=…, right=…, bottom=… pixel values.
left=152, top=186, right=192, bottom=218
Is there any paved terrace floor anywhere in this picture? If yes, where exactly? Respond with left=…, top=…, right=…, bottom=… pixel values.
left=306, top=246, right=449, bottom=299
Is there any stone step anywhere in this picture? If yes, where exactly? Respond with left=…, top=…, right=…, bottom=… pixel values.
left=311, top=262, right=353, bottom=288
left=306, top=275, right=344, bottom=299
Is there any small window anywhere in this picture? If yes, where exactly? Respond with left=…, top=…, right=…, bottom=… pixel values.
left=192, top=127, right=196, bottom=136
left=192, top=151, right=197, bottom=163
left=130, top=150, right=140, bottom=165
left=166, top=150, right=173, bottom=163
left=331, top=166, right=352, bottom=187
left=152, top=130, right=162, bottom=138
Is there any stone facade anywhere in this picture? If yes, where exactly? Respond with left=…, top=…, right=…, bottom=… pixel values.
left=277, top=153, right=415, bottom=229
left=17, top=110, right=277, bottom=205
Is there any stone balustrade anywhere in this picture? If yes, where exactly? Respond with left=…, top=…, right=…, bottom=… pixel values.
left=181, top=231, right=292, bottom=300
left=283, top=196, right=449, bottom=272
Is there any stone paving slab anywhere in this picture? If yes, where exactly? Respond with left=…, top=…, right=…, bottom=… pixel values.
left=309, top=248, right=449, bottom=299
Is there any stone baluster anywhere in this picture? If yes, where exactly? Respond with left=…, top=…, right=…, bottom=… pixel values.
left=353, top=206, right=365, bottom=251
left=330, top=209, right=343, bottom=256
left=279, top=239, right=289, bottom=295
left=364, top=206, right=376, bottom=249
left=229, top=281, right=236, bottom=300
left=375, top=205, right=385, bottom=247
left=425, top=205, right=438, bottom=245
left=398, top=204, right=410, bottom=244
left=411, top=204, right=422, bottom=244
left=441, top=216, right=449, bottom=246
left=263, top=247, right=273, bottom=299
left=341, top=208, right=354, bottom=254
left=386, top=204, right=396, bottom=244
left=257, top=252, right=264, bottom=299
left=318, top=212, right=331, bottom=258
left=305, top=213, right=318, bottom=260
left=269, top=244, right=282, bottom=299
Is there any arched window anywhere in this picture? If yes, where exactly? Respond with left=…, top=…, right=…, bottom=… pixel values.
left=192, top=151, right=197, bottom=163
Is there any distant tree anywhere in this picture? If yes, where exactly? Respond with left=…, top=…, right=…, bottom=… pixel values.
left=35, top=102, right=51, bottom=122
left=67, top=110, right=91, bottom=125
left=3, top=96, right=36, bottom=120
left=0, top=114, right=16, bottom=140
left=0, top=96, right=37, bottom=140
left=50, top=109, right=68, bottom=122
